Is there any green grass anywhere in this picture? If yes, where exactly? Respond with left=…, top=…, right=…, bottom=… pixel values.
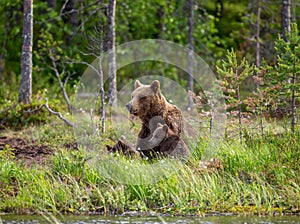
left=0, top=121, right=299, bottom=215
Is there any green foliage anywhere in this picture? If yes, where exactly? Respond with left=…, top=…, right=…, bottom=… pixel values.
left=0, top=130, right=300, bottom=215
left=217, top=49, right=254, bottom=109
left=51, top=147, right=91, bottom=181
left=0, top=102, right=47, bottom=130
left=0, top=145, right=15, bottom=161
left=0, top=92, right=61, bottom=130
left=0, top=0, right=300, bottom=216
left=262, top=23, right=300, bottom=133
left=216, top=49, right=255, bottom=142
left=265, top=23, right=300, bottom=101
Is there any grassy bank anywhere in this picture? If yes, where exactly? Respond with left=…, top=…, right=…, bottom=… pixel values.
left=0, top=121, right=299, bottom=216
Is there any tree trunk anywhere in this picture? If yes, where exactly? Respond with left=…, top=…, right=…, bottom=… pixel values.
left=291, top=51, right=296, bottom=134
left=237, top=84, right=242, bottom=144
left=281, top=0, right=291, bottom=42
left=99, top=38, right=105, bottom=133
left=156, top=6, right=165, bottom=38
left=62, top=0, right=78, bottom=26
left=255, top=0, right=264, bottom=138
left=187, top=0, right=194, bottom=111
left=255, top=0, right=261, bottom=69
left=18, top=0, right=33, bottom=104
left=259, top=102, right=264, bottom=138
left=0, top=19, right=10, bottom=80
left=215, top=0, right=224, bottom=18
left=50, top=55, right=72, bottom=112
left=107, top=0, right=117, bottom=105
left=46, top=0, right=56, bottom=8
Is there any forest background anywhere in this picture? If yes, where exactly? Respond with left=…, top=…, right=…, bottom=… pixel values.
left=0, top=0, right=300, bottom=216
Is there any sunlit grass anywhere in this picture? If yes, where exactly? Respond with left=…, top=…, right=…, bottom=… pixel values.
left=0, top=120, right=299, bottom=215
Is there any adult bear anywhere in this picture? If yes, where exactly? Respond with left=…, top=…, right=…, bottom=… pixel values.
left=125, top=80, right=188, bottom=159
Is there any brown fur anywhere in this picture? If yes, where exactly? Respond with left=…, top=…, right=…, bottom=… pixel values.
left=126, top=80, right=183, bottom=136
left=146, top=123, right=190, bottom=161
left=125, top=80, right=187, bottom=159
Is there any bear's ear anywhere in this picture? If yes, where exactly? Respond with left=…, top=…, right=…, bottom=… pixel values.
left=134, top=80, right=142, bottom=89
left=151, top=80, right=160, bottom=94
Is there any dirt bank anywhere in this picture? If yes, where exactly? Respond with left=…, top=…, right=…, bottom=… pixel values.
left=0, top=135, right=53, bottom=166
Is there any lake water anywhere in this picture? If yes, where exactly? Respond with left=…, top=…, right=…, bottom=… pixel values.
left=1, top=214, right=300, bottom=223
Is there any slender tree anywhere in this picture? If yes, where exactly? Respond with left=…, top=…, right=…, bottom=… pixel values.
left=281, top=0, right=291, bottom=42
left=255, top=0, right=264, bottom=137
left=95, top=26, right=106, bottom=133
left=98, top=40, right=105, bottom=133
left=76, top=24, right=106, bottom=133
left=0, top=19, right=10, bottom=80
left=187, top=0, right=194, bottom=111
left=46, top=0, right=56, bottom=8
left=265, top=23, right=299, bottom=134
left=215, top=0, right=224, bottom=18
left=255, top=0, right=261, bottom=69
left=107, top=0, right=117, bottom=105
left=277, top=23, right=299, bottom=133
left=18, top=0, right=33, bottom=104
left=217, top=50, right=254, bottom=143
left=61, top=0, right=78, bottom=26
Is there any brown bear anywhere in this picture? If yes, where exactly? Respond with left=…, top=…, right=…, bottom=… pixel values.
left=125, top=80, right=184, bottom=154
left=106, top=135, right=140, bottom=158
left=126, top=80, right=183, bottom=147
left=147, top=123, right=190, bottom=160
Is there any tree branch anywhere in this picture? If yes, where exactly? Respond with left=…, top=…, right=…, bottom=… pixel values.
left=49, top=50, right=72, bottom=112
left=44, top=98, right=74, bottom=127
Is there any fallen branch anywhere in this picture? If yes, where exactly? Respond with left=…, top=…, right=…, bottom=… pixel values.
left=44, top=99, right=74, bottom=127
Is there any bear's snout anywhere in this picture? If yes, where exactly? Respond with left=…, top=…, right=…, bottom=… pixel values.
left=126, top=103, right=137, bottom=115
left=125, top=103, right=131, bottom=111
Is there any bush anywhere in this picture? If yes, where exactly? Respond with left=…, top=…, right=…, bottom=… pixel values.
left=0, top=97, right=62, bottom=130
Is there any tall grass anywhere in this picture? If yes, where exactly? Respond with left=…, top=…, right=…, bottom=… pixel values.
left=0, top=126, right=299, bottom=215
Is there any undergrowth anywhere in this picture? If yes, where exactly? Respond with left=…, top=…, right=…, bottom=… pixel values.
left=0, top=122, right=299, bottom=216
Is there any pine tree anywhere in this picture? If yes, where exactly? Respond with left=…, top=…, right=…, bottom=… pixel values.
left=217, top=49, right=254, bottom=143
left=267, top=23, right=299, bottom=133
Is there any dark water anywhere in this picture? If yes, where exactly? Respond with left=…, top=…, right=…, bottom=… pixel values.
left=1, top=214, right=300, bottom=224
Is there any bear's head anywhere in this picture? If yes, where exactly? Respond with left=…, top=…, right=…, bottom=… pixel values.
left=148, top=123, right=168, bottom=148
left=126, top=80, right=165, bottom=120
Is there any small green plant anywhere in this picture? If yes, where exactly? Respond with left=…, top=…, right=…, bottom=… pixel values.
left=0, top=145, right=15, bottom=160
left=217, top=49, right=254, bottom=143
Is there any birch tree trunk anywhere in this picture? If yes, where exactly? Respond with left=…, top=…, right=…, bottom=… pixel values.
left=281, top=0, right=291, bottom=42
left=99, top=48, right=105, bottom=133
left=291, top=55, right=296, bottom=134
left=255, top=0, right=261, bottom=69
left=255, top=0, right=264, bottom=138
left=18, top=0, right=33, bottom=104
left=107, top=0, right=117, bottom=105
left=187, top=0, right=194, bottom=111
